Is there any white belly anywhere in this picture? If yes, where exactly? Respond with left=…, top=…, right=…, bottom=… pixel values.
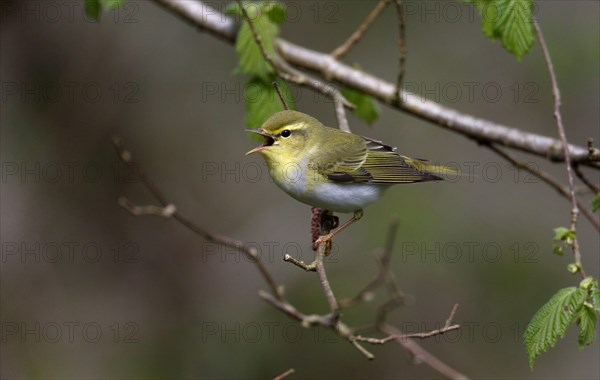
left=276, top=176, right=387, bottom=213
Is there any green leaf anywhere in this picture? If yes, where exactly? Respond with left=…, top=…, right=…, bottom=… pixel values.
left=467, top=0, right=535, bottom=60
left=86, top=0, right=125, bottom=21
left=85, top=0, right=101, bottom=21
left=524, top=287, right=586, bottom=369
left=341, top=87, right=380, bottom=125
left=592, top=193, right=600, bottom=212
left=100, top=0, right=125, bottom=10
left=553, top=227, right=574, bottom=243
left=264, top=2, right=287, bottom=24
left=577, top=305, right=597, bottom=349
left=552, top=245, right=563, bottom=256
left=235, top=11, right=279, bottom=81
left=224, top=3, right=243, bottom=16
left=245, top=79, right=295, bottom=131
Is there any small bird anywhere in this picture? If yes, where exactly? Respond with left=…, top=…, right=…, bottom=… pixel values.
left=246, top=110, right=454, bottom=245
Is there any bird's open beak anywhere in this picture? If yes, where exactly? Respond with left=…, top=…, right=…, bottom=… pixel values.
left=245, top=129, right=275, bottom=155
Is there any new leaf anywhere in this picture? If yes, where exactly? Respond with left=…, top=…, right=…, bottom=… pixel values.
left=235, top=3, right=282, bottom=81
left=341, top=87, right=380, bottom=125
left=524, top=287, right=585, bottom=369
left=467, top=0, right=535, bottom=60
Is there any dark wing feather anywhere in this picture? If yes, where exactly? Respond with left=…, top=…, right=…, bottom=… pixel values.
left=310, top=129, right=442, bottom=184
left=326, top=136, right=441, bottom=184
left=357, top=137, right=440, bottom=183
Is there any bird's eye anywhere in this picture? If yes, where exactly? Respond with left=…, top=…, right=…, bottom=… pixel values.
left=281, top=129, right=291, bottom=138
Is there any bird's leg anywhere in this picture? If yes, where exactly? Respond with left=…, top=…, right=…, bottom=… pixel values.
left=314, top=210, right=364, bottom=248
left=311, top=208, right=339, bottom=252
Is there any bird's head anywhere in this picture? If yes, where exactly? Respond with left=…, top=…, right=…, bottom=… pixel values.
left=245, top=110, right=323, bottom=166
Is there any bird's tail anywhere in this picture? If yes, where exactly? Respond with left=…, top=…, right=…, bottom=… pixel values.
left=402, top=156, right=461, bottom=180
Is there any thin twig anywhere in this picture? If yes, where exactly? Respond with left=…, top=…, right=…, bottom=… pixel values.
left=393, top=0, right=406, bottom=104
left=402, top=324, right=461, bottom=340
left=486, top=144, right=600, bottom=233
left=118, top=197, right=177, bottom=217
left=573, top=165, right=599, bottom=194
left=330, top=0, right=391, bottom=59
left=273, top=368, right=295, bottom=380
left=355, top=324, right=460, bottom=345
left=534, top=19, right=585, bottom=276
left=272, top=82, right=289, bottom=110
left=112, top=136, right=285, bottom=299
left=283, top=254, right=316, bottom=271
left=315, top=241, right=340, bottom=324
left=379, top=324, right=469, bottom=380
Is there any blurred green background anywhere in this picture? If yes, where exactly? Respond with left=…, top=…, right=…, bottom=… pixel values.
left=1, top=0, right=598, bottom=379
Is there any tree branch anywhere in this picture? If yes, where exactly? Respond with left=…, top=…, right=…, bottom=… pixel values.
left=379, top=323, right=469, bottom=380
left=153, top=0, right=598, bottom=167
left=573, top=165, right=600, bottom=194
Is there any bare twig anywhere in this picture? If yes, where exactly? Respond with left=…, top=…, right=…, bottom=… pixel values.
left=380, top=323, right=469, bottom=380
left=112, top=136, right=285, bottom=299
left=283, top=254, right=316, bottom=271
left=273, top=368, right=295, bottom=380
left=118, top=197, right=177, bottom=217
left=272, top=82, right=289, bottom=110
left=402, top=325, right=461, bottom=340
left=315, top=241, right=340, bottom=324
left=486, top=144, right=600, bottom=232
left=534, top=19, right=587, bottom=276
left=355, top=323, right=460, bottom=345
left=573, top=165, right=599, bottom=194
left=153, top=0, right=600, bottom=167
left=330, top=0, right=391, bottom=59
left=393, top=0, right=407, bottom=104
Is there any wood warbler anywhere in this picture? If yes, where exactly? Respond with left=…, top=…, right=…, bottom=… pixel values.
left=246, top=110, right=455, bottom=244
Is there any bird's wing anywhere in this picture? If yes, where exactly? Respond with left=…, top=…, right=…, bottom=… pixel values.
left=313, top=134, right=442, bottom=184
left=309, top=129, right=372, bottom=183
left=359, top=137, right=442, bottom=183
